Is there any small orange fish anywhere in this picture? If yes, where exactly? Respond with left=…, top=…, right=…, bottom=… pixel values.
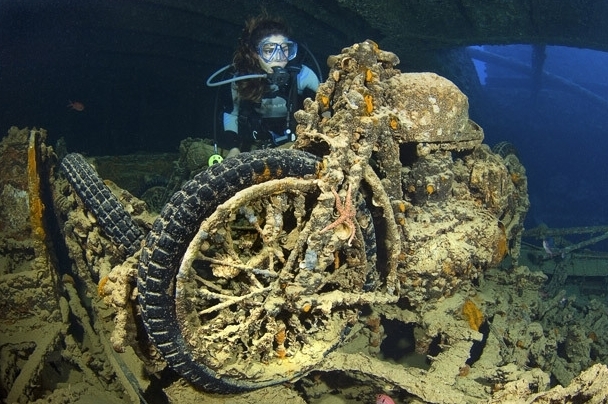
left=67, top=100, right=85, bottom=111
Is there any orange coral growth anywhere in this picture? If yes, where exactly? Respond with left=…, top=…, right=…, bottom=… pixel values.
left=365, top=68, right=373, bottom=83
left=98, top=275, right=109, bottom=297
left=333, top=250, right=340, bottom=270
left=252, top=164, right=279, bottom=183
left=510, top=172, right=522, bottom=185
left=274, top=328, right=287, bottom=359
left=389, top=116, right=399, bottom=130
left=275, top=328, right=286, bottom=345
left=462, top=299, right=484, bottom=331
left=492, top=223, right=508, bottom=265
left=320, top=94, right=330, bottom=108
left=426, top=184, right=435, bottom=195
left=364, top=94, right=373, bottom=114
left=496, top=235, right=508, bottom=260
left=27, top=132, right=46, bottom=241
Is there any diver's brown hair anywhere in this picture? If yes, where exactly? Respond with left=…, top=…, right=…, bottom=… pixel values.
left=233, top=14, right=291, bottom=102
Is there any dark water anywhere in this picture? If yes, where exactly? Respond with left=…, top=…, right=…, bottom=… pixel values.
left=1, top=1, right=223, bottom=155
left=2, top=3, right=608, bottom=250
left=471, top=45, right=608, bottom=247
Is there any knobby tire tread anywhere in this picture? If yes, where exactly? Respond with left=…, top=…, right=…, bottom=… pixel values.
left=60, top=153, right=145, bottom=256
left=137, top=149, right=322, bottom=392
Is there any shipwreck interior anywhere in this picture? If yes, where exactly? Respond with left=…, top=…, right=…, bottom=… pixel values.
left=2, top=1, right=608, bottom=403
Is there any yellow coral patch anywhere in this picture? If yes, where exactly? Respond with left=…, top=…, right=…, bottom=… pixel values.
left=462, top=299, right=484, bottom=331
left=320, top=94, right=330, bottom=108
left=98, top=275, right=109, bottom=297
left=275, top=328, right=286, bottom=345
left=492, top=222, right=508, bottom=265
left=389, top=116, right=399, bottom=130
left=27, top=131, right=46, bottom=241
left=364, top=94, right=373, bottom=114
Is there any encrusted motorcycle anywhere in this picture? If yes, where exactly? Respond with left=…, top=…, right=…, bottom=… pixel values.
left=57, top=40, right=528, bottom=394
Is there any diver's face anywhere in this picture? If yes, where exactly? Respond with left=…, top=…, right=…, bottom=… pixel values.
left=257, top=34, right=289, bottom=73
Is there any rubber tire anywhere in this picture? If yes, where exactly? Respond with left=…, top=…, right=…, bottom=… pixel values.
left=60, top=153, right=145, bottom=256
left=137, top=149, right=324, bottom=392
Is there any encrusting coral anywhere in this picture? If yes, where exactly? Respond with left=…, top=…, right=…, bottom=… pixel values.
left=462, top=299, right=484, bottom=331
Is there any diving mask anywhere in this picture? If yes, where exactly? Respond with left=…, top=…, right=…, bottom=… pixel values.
left=257, top=40, right=298, bottom=63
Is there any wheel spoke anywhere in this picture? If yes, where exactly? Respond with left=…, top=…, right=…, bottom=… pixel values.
left=196, top=286, right=271, bottom=315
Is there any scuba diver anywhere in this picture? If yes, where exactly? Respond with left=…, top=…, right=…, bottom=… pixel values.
left=207, top=14, right=321, bottom=161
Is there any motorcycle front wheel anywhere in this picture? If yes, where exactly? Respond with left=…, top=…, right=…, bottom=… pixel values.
left=137, top=149, right=377, bottom=392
